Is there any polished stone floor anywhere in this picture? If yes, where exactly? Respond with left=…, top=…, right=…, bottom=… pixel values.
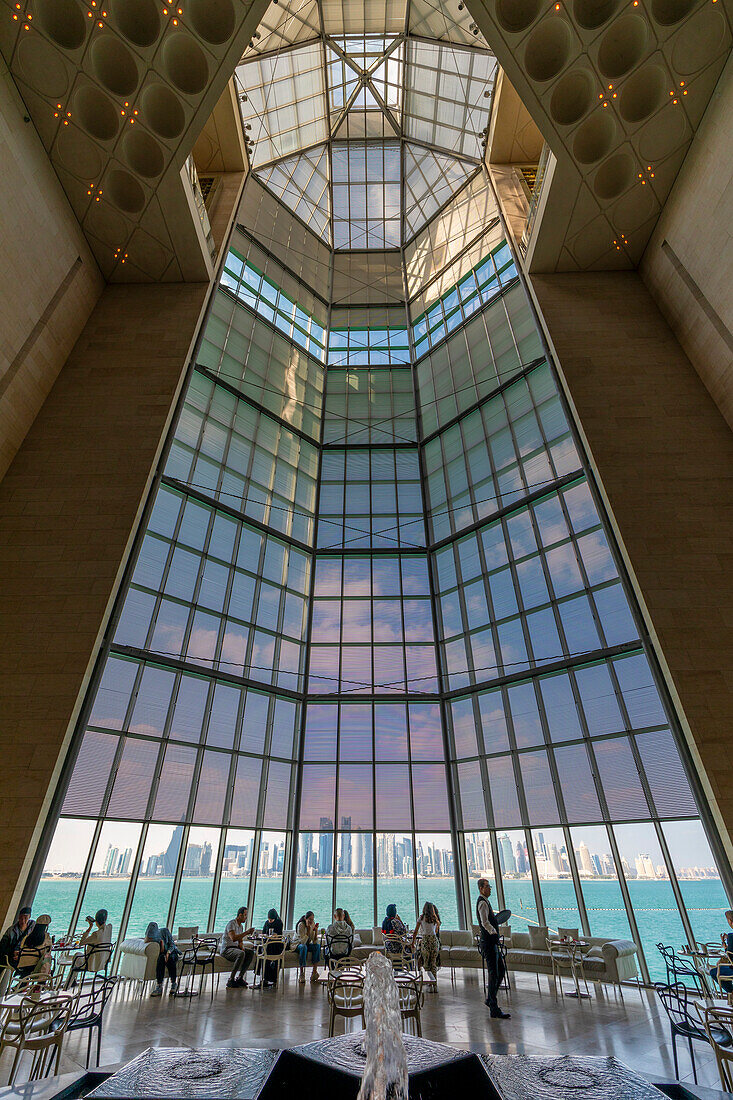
left=0, top=970, right=724, bottom=1091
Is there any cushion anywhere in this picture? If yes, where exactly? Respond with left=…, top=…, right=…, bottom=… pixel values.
left=499, top=924, right=511, bottom=944
left=440, top=931, right=453, bottom=947
left=582, top=957, right=608, bottom=974
left=449, top=947, right=481, bottom=964
left=451, top=930, right=473, bottom=947
left=528, top=925, right=549, bottom=950
left=507, top=949, right=552, bottom=967
left=356, top=928, right=372, bottom=945
left=558, top=928, right=580, bottom=939
left=511, top=932, right=530, bottom=949
left=586, top=946, right=604, bottom=959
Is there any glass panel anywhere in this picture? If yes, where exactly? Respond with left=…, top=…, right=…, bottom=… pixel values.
left=570, top=825, right=632, bottom=943
left=662, top=819, right=730, bottom=948
left=336, top=833, right=374, bottom=930
left=531, top=828, right=582, bottom=934
left=613, top=822, right=687, bottom=981
left=415, top=834, right=458, bottom=927
left=496, top=829, right=539, bottom=933
left=126, top=824, right=184, bottom=937
left=78, top=821, right=142, bottom=937
left=376, top=832, right=415, bottom=928
left=214, top=829, right=255, bottom=934
left=293, top=832, right=333, bottom=926
left=251, top=832, right=287, bottom=926
left=33, top=819, right=96, bottom=936
left=173, top=827, right=220, bottom=934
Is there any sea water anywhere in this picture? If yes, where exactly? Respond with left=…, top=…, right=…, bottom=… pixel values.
left=33, top=876, right=727, bottom=982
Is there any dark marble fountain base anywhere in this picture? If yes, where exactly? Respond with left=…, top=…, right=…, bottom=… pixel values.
left=70, top=1045, right=679, bottom=1100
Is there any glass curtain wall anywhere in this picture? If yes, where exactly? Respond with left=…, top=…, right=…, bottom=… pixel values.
left=31, top=174, right=730, bottom=982
left=417, top=231, right=730, bottom=982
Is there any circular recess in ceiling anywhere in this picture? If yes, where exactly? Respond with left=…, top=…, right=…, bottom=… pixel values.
left=161, top=34, right=209, bottom=96
left=121, top=127, right=164, bottom=177
left=128, top=231, right=169, bottom=278
left=141, top=83, right=186, bottom=139
left=593, top=151, right=634, bottom=199
left=637, top=104, right=689, bottom=159
left=90, top=36, right=139, bottom=97
left=188, top=0, right=236, bottom=44
left=651, top=0, right=695, bottom=25
left=74, top=84, right=119, bottom=141
left=597, top=14, right=648, bottom=79
left=106, top=168, right=146, bottom=213
left=573, top=0, right=622, bottom=31
left=495, top=0, right=541, bottom=34
left=36, top=0, right=87, bottom=49
left=572, top=111, right=616, bottom=163
left=110, top=0, right=160, bottom=47
left=524, top=18, right=572, bottom=82
left=15, top=35, right=69, bottom=99
left=618, top=63, right=666, bottom=122
left=568, top=216, right=612, bottom=267
left=670, top=8, right=727, bottom=74
left=55, top=125, right=104, bottom=179
left=550, top=70, right=594, bottom=125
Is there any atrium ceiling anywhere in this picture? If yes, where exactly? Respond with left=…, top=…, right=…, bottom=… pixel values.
left=235, top=0, right=498, bottom=248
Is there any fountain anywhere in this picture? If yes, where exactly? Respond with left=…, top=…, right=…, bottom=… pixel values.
left=81, top=963, right=678, bottom=1100
left=357, top=952, right=409, bottom=1100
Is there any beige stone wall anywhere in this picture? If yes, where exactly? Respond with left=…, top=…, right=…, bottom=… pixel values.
left=0, top=282, right=208, bottom=927
left=532, top=271, right=733, bottom=863
left=0, top=62, right=104, bottom=480
left=641, top=55, right=733, bottom=431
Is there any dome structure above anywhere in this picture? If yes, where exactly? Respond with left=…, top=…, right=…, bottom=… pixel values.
left=235, top=0, right=497, bottom=249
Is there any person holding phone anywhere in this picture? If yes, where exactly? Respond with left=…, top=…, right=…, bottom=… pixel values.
left=295, top=910, right=321, bottom=984
left=222, top=905, right=256, bottom=988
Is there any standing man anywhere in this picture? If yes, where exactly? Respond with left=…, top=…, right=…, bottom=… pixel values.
left=477, top=879, right=510, bottom=1019
left=222, top=905, right=255, bottom=988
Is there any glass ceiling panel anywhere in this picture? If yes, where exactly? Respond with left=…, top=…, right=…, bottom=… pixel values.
left=237, top=42, right=328, bottom=168
left=256, top=145, right=332, bottom=245
left=404, top=144, right=476, bottom=242
left=408, top=0, right=490, bottom=48
left=244, top=0, right=322, bottom=57
left=332, top=142, right=401, bottom=250
left=404, top=40, right=496, bottom=159
left=240, top=0, right=496, bottom=251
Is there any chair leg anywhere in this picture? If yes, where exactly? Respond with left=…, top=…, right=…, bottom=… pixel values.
left=87, top=1025, right=93, bottom=1069
left=688, top=1038, right=697, bottom=1085
left=9, top=1045, right=23, bottom=1086
left=97, top=1021, right=102, bottom=1067
left=672, top=1032, right=679, bottom=1080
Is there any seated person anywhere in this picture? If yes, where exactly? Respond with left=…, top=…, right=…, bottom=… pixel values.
left=145, top=921, right=179, bottom=997
left=222, top=906, right=256, bottom=989
left=710, top=909, right=733, bottom=990
left=261, top=909, right=284, bottom=988
left=0, top=907, right=34, bottom=993
left=325, top=909, right=353, bottom=962
left=16, top=915, right=53, bottom=981
left=381, top=904, right=407, bottom=952
left=295, top=911, right=321, bottom=983
left=343, top=910, right=354, bottom=932
left=69, top=908, right=112, bottom=982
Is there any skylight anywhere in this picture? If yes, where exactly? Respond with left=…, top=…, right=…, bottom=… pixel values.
left=235, top=0, right=496, bottom=250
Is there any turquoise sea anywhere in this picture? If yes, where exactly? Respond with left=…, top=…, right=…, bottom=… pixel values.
left=33, top=876, right=727, bottom=982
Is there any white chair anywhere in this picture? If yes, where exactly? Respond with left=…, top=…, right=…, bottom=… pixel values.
left=396, top=975, right=424, bottom=1036
left=0, top=994, right=73, bottom=1084
left=252, top=934, right=286, bottom=991
left=328, top=977, right=365, bottom=1037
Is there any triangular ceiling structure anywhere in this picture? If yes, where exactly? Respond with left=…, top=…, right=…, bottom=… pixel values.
left=236, top=0, right=496, bottom=250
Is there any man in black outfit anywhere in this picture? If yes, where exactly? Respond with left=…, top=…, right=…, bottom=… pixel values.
left=476, top=878, right=510, bottom=1019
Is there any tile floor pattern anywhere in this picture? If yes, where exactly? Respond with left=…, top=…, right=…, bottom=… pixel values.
left=0, top=971, right=724, bottom=1091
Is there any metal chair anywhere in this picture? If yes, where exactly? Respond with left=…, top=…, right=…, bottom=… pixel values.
left=701, top=1004, right=733, bottom=1090
left=0, top=994, right=73, bottom=1084
left=396, top=975, right=424, bottom=1037
left=325, top=930, right=353, bottom=969
left=327, top=977, right=365, bottom=1037
left=177, top=936, right=218, bottom=1000
left=656, top=943, right=708, bottom=995
left=56, top=975, right=116, bottom=1068
left=655, top=981, right=733, bottom=1082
